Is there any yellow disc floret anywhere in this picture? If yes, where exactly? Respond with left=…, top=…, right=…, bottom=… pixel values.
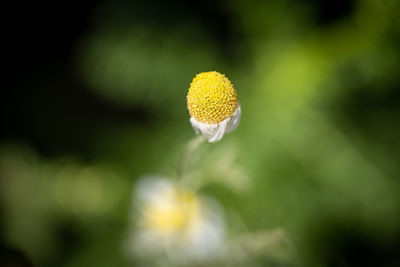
left=144, top=188, right=199, bottom=234
left=187, top=71, right=239, bottom=124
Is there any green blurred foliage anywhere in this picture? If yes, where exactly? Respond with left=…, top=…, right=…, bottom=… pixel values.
left=1, top=0, right=400, bottom=266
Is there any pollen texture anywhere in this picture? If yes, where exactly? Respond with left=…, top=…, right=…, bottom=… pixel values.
left=187, top=71, right=239, bottom=124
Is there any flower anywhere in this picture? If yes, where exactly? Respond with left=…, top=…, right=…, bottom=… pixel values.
left=127, top=176, right=225, bottom=264
left=187, top=71, right=241, bottom=142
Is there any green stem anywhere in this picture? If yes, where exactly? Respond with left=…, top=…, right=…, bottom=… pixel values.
left=177, top=135, right=206, bottom=181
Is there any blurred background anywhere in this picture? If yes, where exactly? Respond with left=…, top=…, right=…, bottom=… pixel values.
left=1, top=0, right=400, bottom=266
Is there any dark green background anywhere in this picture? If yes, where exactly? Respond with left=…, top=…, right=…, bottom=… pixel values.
left=1, top=0, right=400, bottom=266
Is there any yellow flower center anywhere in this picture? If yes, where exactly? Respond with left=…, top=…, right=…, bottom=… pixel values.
left=144, top=188, right=199, bottom=234
left=187, top=71, right=239, bottom=124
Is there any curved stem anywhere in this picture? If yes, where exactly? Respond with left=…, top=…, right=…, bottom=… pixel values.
left=177, top=135, right=206, bottom=180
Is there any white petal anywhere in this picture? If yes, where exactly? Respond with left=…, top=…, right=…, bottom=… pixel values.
left=190, top=117, right=218, bottom=142
left=226, top=104, right=241, bottom=133
left=190, top=117, right=200, bottom=134
left=134, top=176, right=173, bottom=206
left=197, top=121, right=218, bottom=141
left=189, top=104, right=241, bottom=143
left=189, top=118, right=222, bottom=143
left=207, top=119, right=227, bottom=143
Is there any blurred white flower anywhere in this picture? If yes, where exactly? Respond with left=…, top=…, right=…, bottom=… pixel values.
left=126, top=175, right=225, bottom=264
left=187, top=71, right=241, bottom=142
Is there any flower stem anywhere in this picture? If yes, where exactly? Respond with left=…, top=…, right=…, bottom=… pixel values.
left=177, top=135, right=206, bottom=181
